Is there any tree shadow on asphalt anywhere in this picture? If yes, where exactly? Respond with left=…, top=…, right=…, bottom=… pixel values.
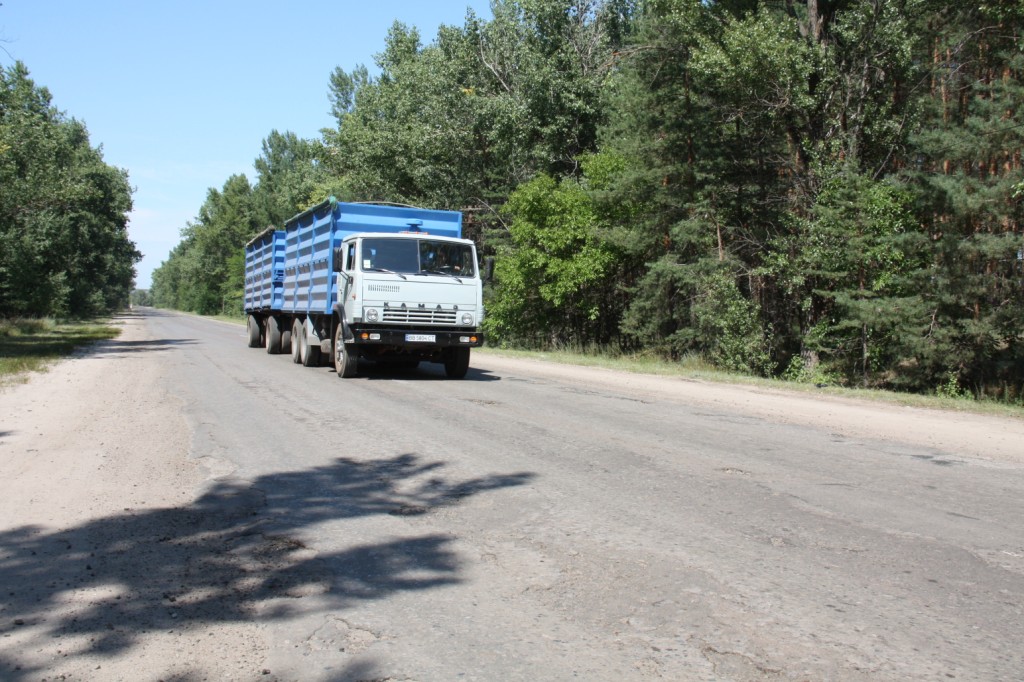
left=78, top=337, right=198, bottom=355
left=0, top=454, right=534, bottom=679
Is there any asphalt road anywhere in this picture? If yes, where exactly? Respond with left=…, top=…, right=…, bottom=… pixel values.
left=9, top=309, right=1024, bottom=681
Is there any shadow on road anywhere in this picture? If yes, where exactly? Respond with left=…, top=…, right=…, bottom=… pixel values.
left=0, top=454, right=534, bottom=679
left=353, top=362, right=502, bottom=382
left=79, top=337, right=198, bottom=355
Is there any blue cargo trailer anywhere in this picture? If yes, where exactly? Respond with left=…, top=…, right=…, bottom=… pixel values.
left=244, top=198, right=484, bottom=378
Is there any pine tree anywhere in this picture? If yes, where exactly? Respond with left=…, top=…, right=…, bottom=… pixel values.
left=903, top=0, right=1024, bottom=399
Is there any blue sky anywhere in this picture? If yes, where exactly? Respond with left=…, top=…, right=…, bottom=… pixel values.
left=0, top=1, right=492, bottom=288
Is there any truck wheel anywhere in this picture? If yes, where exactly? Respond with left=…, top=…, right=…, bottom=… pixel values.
left=265, top=315, right=283, bottom=354
left=246, top=315, right=262, bottom=348
left=291, top=319, right=303, bottom=364
left=280, top=323, right=292, bottom=355
left=444, top=347, right=471, bottom=379
left=334, top=324, right=358, bottom=378
left=301, top=325, right=321, bottom=367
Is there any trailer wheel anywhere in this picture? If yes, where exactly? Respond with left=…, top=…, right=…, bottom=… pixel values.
left=246, top=315, right=262, bottom=348
left=291, top=319, right=303, bottom=364
left=265, top=315, right=283, bottom=354
left=334, top=324, right=358, bottom=378
left=444, top=347, right=471, bottom=379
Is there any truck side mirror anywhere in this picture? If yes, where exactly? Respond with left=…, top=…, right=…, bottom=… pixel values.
left=332, top=247, right=344, bottom=273
left=484, top=257, right=495, bottom=282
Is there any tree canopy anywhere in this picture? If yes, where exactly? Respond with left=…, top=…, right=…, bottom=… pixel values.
left=0, top=62, right=140, bottom=317
left=151, top=0, right=1023, bottom=401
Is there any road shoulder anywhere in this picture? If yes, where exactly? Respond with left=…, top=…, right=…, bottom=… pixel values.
left=475, top=353, right=1024, bottom=465
left=0, top=312, right=269, bottom=681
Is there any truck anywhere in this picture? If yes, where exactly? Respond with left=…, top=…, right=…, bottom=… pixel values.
left=243, top=197, right=485, bottom=379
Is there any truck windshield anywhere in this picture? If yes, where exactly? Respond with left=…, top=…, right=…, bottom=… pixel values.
left=361, top=238, right=476, bottom=277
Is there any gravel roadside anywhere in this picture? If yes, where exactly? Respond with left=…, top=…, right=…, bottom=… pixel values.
left=477, top=353, right=1024, bottom=466
left=0, top=312, right=270, bottom=681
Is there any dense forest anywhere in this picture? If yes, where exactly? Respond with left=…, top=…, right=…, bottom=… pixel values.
left=1, top=63, right=139, bottom=317
left=150, top=0, right=1024, bottom=402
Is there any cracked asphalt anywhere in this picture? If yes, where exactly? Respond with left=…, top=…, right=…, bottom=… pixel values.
left=1, top=309, right=1023, bottom=681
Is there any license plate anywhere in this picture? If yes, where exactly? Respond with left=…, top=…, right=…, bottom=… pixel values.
left=406, top=334, right=436, bottom=343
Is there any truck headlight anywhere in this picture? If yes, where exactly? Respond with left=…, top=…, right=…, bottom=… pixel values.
left=365, top=308, right=379, bottom=322
left=461, top=312, right=474, bottom=326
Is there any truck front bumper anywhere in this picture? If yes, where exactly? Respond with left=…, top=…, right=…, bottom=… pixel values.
left=353, top=328, right=484, bottom=348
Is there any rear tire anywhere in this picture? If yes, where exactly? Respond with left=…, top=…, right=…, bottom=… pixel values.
left=444, top=347, right=470, bottom=379
left=291, top=318, right=303, bottom=364
left=265, top=315, right=283, bottom=354
left=246, top=315, right=262, bottom=348
left=280, top=323, right=292, bottom=355
left=301, top=322, right=321, bottom=367
left=334, top=323, right=358, bottom=378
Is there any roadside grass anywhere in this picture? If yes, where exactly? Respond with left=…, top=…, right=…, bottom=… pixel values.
left=0, top=318, right=120, bottom=386
left=208, top=313, right=247, bottom=325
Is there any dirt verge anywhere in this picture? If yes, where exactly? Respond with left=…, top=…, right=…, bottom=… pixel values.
left=477, top=353, right=1024, bottom=466
left=0, top=313, right=270, bottom=681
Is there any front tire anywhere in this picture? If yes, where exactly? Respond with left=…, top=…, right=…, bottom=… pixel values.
left=444, top=347, right=471, bottom=379
left=334, top=323, right=358, bottom=378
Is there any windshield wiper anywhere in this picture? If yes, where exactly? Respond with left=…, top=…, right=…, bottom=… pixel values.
left=368, top=268, right=407, bottom=280
left=416, top=270, right=464, bottom=283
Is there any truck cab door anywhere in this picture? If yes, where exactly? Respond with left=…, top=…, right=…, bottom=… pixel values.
left=339, top=242, right=357, bottom=311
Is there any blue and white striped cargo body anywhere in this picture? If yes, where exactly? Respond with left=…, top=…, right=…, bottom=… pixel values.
left=243, top=198, right=484, bottom=379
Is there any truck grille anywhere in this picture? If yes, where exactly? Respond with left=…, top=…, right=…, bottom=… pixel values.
left=383, top=308, right=458, bottom=324
left=368, top=284, right=401, bottom=294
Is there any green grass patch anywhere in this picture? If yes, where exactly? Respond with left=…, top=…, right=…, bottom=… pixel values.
left=0, top=318, right=120, bottom=385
